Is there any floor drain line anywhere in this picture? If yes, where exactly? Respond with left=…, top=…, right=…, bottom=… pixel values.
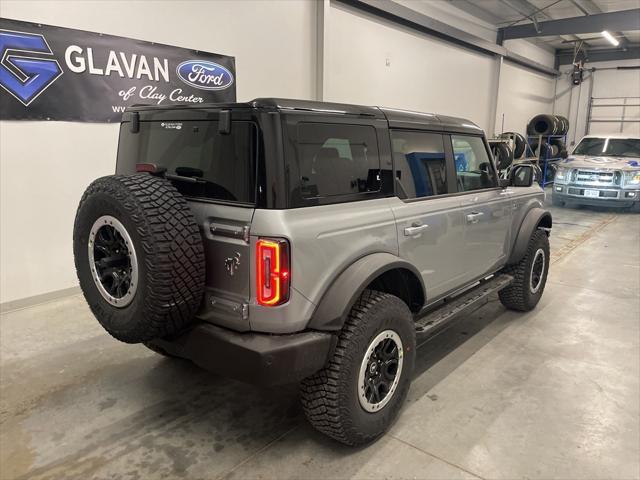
left=550, top=214, right=618, bottom=265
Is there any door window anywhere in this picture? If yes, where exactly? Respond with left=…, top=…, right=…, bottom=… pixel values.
left=451, top=135, right=496, bottom=192
left=390, top=131, right=449, bottom=199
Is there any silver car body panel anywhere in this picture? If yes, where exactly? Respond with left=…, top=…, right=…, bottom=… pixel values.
left=248, top=197, right=398, bottom=333
left=192, top=182, right=546, bottom=335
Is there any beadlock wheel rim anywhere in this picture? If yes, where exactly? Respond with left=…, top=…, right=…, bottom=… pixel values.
left=88, top=215, right=138, bottom=308
left=358, top=329, right=404, bottom=413
left=529, top=248, right=545, bottom=294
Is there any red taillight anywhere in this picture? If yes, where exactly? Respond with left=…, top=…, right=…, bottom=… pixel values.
left=256, top=238, right=290, bottom=306
left=136, top=163, right=159, bottom=173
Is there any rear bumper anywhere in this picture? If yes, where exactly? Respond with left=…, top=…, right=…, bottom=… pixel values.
left=148, top=323, right=335, bottom=386
left=553, top=185, right=639, bottom=208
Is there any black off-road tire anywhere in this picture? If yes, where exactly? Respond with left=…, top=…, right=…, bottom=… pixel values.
left=499, top=230, right=550, bottom=311
left=73, top=174, right=205, bottom=343
left=300, top=290, right=415, bottom=446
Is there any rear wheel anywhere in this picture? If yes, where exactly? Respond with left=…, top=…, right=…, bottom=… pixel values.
left=301, top=290, right=415, bottom=446
left=499, top=230, right=550, bottom=311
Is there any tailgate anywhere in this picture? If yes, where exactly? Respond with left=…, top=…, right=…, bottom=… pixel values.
left=188, top=201, right=254, bottom=332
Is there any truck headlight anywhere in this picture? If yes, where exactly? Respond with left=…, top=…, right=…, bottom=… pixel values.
left=555, top=167, right=570, bottom=184
left=623, top=170, right=640, bottom=188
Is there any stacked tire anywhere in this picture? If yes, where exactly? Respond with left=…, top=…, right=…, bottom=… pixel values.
left=526, top=114, right=570, bottom=159
left=491, top=142, right=514, bottom=170
left=502, top=132, right=526, bottom=159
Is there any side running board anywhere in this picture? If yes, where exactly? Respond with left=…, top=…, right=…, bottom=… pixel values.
left=415, top=274, right=514, bottom=336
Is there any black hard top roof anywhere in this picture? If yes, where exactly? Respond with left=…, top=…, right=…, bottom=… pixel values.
left=127, top=98, right=482, bottom=134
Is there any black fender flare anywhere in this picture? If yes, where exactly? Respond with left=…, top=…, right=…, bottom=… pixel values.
left=307, top=252, right=425, bottom=331
left=508, top=207, right=552, bottom=265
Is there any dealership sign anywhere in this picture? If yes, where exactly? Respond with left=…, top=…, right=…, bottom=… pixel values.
left=0, top=18, right=236, bottom=122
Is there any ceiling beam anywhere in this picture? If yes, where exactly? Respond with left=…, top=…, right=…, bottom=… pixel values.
left=570, top=0, right=629, bottom=46
left=500, top=8, right=640, bottom=40
left=556, top=45, right=640, bottom=65
left=499, top=0, right=581, bottom=47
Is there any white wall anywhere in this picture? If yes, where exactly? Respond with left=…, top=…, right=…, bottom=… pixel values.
left=554, top=59, right=640, bottom=146
left=0, top=0, right=317, bottom=304
left=504, top=39, right=555, bottom=68
left=395, top=0, right=498, bottom=42
left=494, top=61, right=556, bottom=135
left=324, top=2, right=556, bottom=137
left=324, top=1, right=498, bottom=131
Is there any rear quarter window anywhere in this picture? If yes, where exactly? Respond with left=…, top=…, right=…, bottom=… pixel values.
left=287, top=122, right=386, bottom=206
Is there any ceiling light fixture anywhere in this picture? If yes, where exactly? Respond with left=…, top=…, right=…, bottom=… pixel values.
left=601, top=30, right=620, bottom=46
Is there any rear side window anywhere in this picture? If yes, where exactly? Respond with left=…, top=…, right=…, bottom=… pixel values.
left=391, top=130, right=449, bottom=199
left=451, top=135, right=496, bottom=192
left=117, top=120, right=256, bottom=204
left=291, top=123, right=381, bottom=200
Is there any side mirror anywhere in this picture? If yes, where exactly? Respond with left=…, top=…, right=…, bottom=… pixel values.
left=510, top=164, right=534, bottom=187
left=560, top=149, right=568, bottom=159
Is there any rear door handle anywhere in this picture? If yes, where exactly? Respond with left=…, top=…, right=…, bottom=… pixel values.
left=404, top=222, right=429, bottom=236
left=466, top=212, right=484, bottom=224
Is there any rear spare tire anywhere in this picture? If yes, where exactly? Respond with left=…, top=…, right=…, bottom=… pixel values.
left=73, top=174, right=205, bottom=343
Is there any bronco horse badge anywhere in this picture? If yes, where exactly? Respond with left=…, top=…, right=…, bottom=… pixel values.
left=225, top=252, right=241, bottom=277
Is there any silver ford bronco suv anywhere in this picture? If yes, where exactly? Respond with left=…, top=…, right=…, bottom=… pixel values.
left=73, top=98, right=552, bottom=446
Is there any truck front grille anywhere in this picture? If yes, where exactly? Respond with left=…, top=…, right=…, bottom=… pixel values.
left=572, top=169, right=621, bottom=186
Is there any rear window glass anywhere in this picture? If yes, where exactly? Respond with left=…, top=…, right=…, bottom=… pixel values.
left=116, top=120, right=256, bottom=204
left=291, top=123, right=381, bottom=199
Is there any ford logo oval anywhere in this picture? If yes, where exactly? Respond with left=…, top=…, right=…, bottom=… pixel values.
left=176, top=60, right=234, bottom=91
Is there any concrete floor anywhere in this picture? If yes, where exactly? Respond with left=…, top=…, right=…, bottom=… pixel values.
left=1, top=198, right=639, bottom=480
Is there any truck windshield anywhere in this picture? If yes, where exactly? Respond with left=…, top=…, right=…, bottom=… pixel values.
left=573, top=137, right=640, bottom=158
left=116, top=120, right=257, bottom=204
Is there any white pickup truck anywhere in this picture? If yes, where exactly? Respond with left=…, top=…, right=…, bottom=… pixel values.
left=552, top=134, right=640, bottom=212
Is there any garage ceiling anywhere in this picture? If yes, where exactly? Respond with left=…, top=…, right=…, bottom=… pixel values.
left=449, top=0, right=640, bottom=50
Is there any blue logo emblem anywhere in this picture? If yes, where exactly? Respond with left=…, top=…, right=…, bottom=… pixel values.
left=176, top=60, right=233, bottom=91
left=0, top=29, right=63, bottom=106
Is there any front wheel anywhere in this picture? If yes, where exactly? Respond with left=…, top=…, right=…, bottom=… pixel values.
left=499, top=230, right=550, bottom=311
left=300, top=290, right=415, bottom=446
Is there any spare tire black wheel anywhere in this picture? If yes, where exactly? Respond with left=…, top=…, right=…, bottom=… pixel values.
left=73, top=174, right=206, bottom=344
